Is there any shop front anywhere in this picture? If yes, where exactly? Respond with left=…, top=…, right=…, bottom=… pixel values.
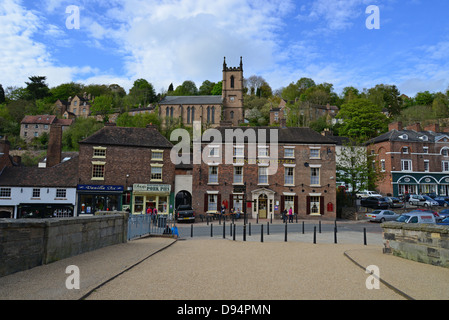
left=77, top=184, right=124, bottom=215
left=132, top=184, right=173, bottom=216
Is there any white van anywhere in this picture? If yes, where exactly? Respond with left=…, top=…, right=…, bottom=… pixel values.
left=396, top=212, right=436, bottom=224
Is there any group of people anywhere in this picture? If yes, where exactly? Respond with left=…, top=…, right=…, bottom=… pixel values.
left=220, top=205, right=241, bottom=219
left=282, top=207, right=294, bottom=223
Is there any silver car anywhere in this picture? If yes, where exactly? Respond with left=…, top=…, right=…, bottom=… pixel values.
left=365, top=210, right=400, bottom=222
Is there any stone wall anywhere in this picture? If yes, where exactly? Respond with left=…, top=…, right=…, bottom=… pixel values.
left=382, top=222, right=449, bottom=268
left=0, top=212, right=128, bottom=277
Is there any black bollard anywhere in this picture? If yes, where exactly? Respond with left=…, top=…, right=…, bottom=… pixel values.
left=319, top=220, right=321, bottom=233
left=302, top=221, right=304, bottom=234
left=284, top=223, right=288, bottom=242
left=249, top=222, right=251, bottom=236
left=364, top=228, right=367, bottom=245
left=313, top=226, right=316, bottom=244
left=223, top=221, right=226, bottom=239
left=243, top=224, right=246, bottom=241
left=267, top=222, right=270, bottom=235
left=233, top=224, right=236, bottom=241
left=191, top=224, right=193, bottom=238
left=230, top=222, right=233, bottom=237
left=334, top=220, right=337, bottom=233
left=211, top=223, right=213, bottom=237
left=261, top=224, right=264, bottom=242
left=334, top=227, right=337, bottom=244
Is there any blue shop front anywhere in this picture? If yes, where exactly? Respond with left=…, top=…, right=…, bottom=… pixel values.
left=77, top=184, right=124, bottom=215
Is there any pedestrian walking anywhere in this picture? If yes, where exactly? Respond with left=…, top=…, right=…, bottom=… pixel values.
left=288, top=207, right=293, bottom=223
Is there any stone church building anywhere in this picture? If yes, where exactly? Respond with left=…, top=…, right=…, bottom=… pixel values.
left=159, top=57, right=244, bottom=127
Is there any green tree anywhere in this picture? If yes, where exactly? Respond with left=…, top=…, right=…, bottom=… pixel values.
left=128, top=79, right=157, bottom=106
left=0, top=84, right=5, bottom=104
left=337, top=98, right=388, bottom=142
left=49, top=82, right=85, bottom=102
left=25, top=76, right=51, bottom=100
left=199, top=80, right=216, bottom=95
left=432, top=93, right=449, bottom=118
left=210, top=81, right=222, bottom=95
left=366, top=84, right=403, bottom=116
left=91, top=95, right=114, bottom=122
left=62, top=118, right=104, bottom=151
left=172, top=81, right=198, bottom=96
left=414, top=91, right=435, bottom=106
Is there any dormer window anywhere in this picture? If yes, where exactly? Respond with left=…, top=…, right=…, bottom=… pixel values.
left=399, top=134, right=408, bottom=140
left=419, top=135, right=428, bottom=141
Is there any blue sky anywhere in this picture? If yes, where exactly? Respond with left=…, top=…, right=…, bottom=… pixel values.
left=1, top=0, right=449, bottom=98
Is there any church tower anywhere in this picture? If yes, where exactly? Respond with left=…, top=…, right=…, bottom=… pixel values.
left=222, top=57, right=244, bottom=126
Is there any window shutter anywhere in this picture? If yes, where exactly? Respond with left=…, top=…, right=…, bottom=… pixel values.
left=320, top=197, right=324, bottom=215
left=294, top=196, right=298, bottom=215
left=306, top=196, right=311, bottom=215
left=204, top=194, right=208, bottom=212
left=217, top=194, right=221, bottom=212
left=230, top=194, right=233, bottom=210
left=280, top=195, right=285, bottom=213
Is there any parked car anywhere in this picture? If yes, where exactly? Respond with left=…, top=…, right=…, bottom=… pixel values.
left=175, top=205, right=195, bottom=223
left=422, top=195, right=439, bottom=208
left=365, top=210, right=400, bottom=222
left=408, top=209, right=441, bottom=221
left=396, top=212, right=436, bottom=224
left=423, top=192, right=437, bottom=199
left=437, top=217, right=449, bottom=226
left=438, top=209, right=449, bottom=219
left=361, top=196, right=390, bottom=209
left=385, top=197, right=404, bottom=208
left=434, top=197, right=449, bottom=207
left=356, top=191, right=382, bottom=199
left=408, top=194, right=426, bottom=206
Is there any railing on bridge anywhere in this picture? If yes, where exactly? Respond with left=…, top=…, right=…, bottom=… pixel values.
left=127, top=214, right=176, bottom=240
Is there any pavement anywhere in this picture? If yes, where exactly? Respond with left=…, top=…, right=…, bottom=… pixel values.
left=1, top=219, right=449, bottom=300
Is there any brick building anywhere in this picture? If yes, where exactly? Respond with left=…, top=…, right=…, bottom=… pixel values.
left=191, top=126, right=337, bottom=219
left=367, top=122, right=449, bottom=197
left=159, top=57, right=244, bottom=128
left=77, top=124, right=175, bottom=216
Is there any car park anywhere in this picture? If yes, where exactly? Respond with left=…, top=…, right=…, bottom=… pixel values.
left=408, top=194, right=426, bottom=206
left=365, top=210, right=400, bottom=222
left=396, top=212, right=436, bottom=224
left=361, top=196, right=390, bottom=209
left=422, top=195, right=439, bottom=208
left=356, top=191, right=382, bottom=199
left=434, top=197, right=449, bottom=207
left=385, top=197, right=404, bottom=208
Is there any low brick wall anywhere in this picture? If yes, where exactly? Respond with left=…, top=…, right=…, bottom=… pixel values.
left=382, top=222, right=449, bottom=268
left=0, top=212, right=129, bottom=277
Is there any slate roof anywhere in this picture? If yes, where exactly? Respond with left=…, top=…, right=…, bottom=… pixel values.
left=159, top=95, right=223, bottom=105
left=0, top=156, right=79, bottom=188
left=200, top=126, right=336, bottom=145
left=366, top=129, right=449, bottom=145
left=79, top=126, right=173, bottom=148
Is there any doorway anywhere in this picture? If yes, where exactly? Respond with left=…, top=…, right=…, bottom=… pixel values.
left=175, top=190, right=192, bottom=209
left=258, top=194, right=268, bottom=219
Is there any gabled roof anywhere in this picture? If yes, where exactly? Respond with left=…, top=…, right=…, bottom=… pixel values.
left=160, top=95, right=223, bottom=105
left=21, top=115, right=57, bottom=124
left=79, top=126, right=173, bottom=148
left=0, top=156, right=79, bottom=188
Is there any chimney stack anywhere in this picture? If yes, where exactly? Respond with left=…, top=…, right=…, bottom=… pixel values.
left=388, top=121, right=402, bottom=132
left=46, top=124, right=62, bottom=168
